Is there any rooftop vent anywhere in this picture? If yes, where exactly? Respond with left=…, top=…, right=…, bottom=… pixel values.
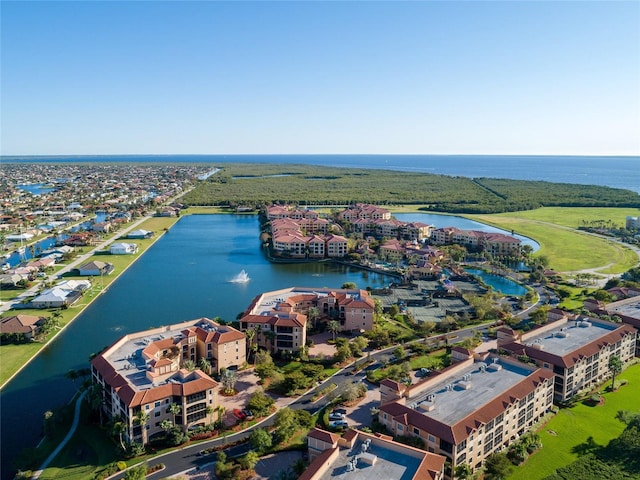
left=578, top=320, right=592, bottom=328
left=445, top=383, right=454, bottom=391
left=478, top=362, right=487, bottom=373
left=554, top=329, right=569, bottom=338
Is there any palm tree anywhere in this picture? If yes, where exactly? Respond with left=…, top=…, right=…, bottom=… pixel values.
left=85, top=383, right=105, bottom=425
left=327, top=320, right=341, bottom=342
left=111, top=419, right=127, bottom=451
left=134, top=410, right=150, bottom=444
left=245, top=327, right=257, bottom=363
left=608, top=355, right=623, bottom=390
left=160, top=419, right=173, bottom=432
left=168, top=402, right=181, bottom=425
left=307, top=306, right=320, bottom=330
left=198, top=357, right=212, bottom=375
left=183, top=359, right=196, bottom=371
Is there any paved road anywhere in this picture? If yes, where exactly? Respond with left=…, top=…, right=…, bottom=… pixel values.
left=109, top=324, right=493, bottom=479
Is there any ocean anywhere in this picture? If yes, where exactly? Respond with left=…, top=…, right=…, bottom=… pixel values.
left=2, top=154, right=639, bottom=193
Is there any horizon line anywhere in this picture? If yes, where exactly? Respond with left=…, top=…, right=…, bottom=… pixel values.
left=2, top=153, right=639, bottom=158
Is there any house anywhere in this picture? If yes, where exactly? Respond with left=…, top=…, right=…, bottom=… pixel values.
left=90, top=317, right=244, bottom=445
left=31, top=287, right=82, bottom=309
left=126, top=229, right=154, bottom=239
left=0, top=274, right=26, bottom=289
left=0, top=314, right=47, bottom=340
left=55, top=279, right=92, bottom=291
left=378, top=353, right=554, bottom=479
left=92, top=222, right=112, bottom=233
left=301, top=428, right=446, bottom=480
left=110, top=242, right=138, bottom=255
left=498, top=311, right=637, bottom=402
left=77, top=260, right=114, bottom=276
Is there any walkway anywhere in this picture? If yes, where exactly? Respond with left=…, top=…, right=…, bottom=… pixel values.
left=32, top=390, right=87, bottom=479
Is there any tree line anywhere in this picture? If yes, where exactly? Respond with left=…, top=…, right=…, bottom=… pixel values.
left=179, top=163, right=640, bottom=213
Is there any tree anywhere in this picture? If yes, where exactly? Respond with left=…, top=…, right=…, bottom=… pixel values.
left=160, top=419, right=173, bottom=432
left=484, top=451, right=513, bottom=479
left=454, top=463, right=472, bottom=480
left=124, top=465, right=147, bottom=480
left=274, top=407, right=298, bottom=443
left=245, top=327, right=257, bottom=362
left=198, top=357, right=212, bottom=375
left=111, top=419, right=127, bottom=451
left=327, top=320, right=341, bottom=341
left=392, top=346, right=406, bottom=361
left=249, top=427, right=272, bottom=453
left=239, top=450, right=260, bottom=471
left=85, top=382, right=105, bottom=425
left=247, top=389, right=275, bottom=416
left=351, top=336, right=369, bottom=357
left=341, top=282, right=357, bottom=289
left=307, top=306, right=321, bottom=330
left=183, top=359, right=196, bottom=371
left=221, top=369, right=238, bottom=394
left=134, top=410, right=150, bottom=444
left=168, top=402, right=182, bottom=425
left=608, top=355, right=623, bottom=390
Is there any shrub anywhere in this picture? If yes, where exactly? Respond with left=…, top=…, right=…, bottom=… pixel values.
left=117, top=461, right=127, bottom=471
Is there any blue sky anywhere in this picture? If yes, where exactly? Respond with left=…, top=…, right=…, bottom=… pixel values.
left=1, top=1, right=639, bottom=156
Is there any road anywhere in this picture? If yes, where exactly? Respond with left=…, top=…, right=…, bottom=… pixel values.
left=111, top=322, right=493, bottom=479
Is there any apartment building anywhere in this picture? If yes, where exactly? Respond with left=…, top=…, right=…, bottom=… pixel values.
left=498, top=311, right=637, bottom=402
left=584, top=294, right=640, bottom=355
left=90, top=318, right=245, bottom=445
left=431, top=228, right=521, bottom=255
left=378, top=353, right=554, bottom=478
left=338, top=204, right=392, bottom=221
left=240, top=287, right=376, bottom=354
left=302, top=428, right=446, bottom=480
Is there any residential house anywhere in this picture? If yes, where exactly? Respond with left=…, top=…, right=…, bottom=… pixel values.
left=0, top=314, right=46, bottom=340
left=77, top=260, right=114, bottom=276
left=31, top=287, right=82, bottom=309
left=110, top=242, right=139, bottom=255
left=126, top=229, right=154, bottom=239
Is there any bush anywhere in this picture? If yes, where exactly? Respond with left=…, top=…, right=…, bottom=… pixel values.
left=117, top=461, right=127, bottom=471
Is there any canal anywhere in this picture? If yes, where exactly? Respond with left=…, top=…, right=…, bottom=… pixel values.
left=0, top=212, right=534, bottom=478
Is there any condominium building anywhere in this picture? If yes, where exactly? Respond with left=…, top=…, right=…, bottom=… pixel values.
left=301, top=428, right=446, bottom=480
left=240, top=287, right=375, bottom=353
left=378, top=353, right=554, bottom=478
left=498, top=310, right=637, bottom=402
left=90, top=318, right=245, bottom=445
left=584, top=294, right=640, bottom=356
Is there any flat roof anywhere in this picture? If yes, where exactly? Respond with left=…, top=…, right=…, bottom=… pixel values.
left=317, top=439, right=422, bottom=480
left=408, top=359, right=535, bottom=426
left=523, top=319, right=618, bottom=357
left=248, top=287, right=366, bottom=316
left=608, top=298, right=640, bottom=320
left=103, top=319, right=229, bottom=392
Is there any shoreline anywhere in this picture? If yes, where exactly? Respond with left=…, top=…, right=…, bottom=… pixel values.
left=0, top=215, right=180, bottom=390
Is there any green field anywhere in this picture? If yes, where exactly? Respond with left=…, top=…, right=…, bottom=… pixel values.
left=507, top=363, right=640, bottom=480
left=467, top=208, right=639, bottom=273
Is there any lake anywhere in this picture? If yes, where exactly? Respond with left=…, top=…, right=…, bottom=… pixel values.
left=0, top=211, right=532, bottom=478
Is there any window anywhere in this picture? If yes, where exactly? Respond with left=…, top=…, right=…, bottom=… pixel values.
left=397, top=424, right=404, bottom=432
left=155, top=411, right=160, bottom=417
left=155, top=401, right=161, bottom=408
left=428, top=434, right=435, bottom=443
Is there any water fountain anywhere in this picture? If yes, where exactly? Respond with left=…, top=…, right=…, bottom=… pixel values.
left=229, top=269, right=250, bottom=283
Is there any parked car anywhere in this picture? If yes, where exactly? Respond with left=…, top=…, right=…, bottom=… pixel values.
left=332, top=408, right=347, bottom=415
left=328, top=412, right=344, bottom=421
left=233, top=409, right=247, bottom=420
left=242, top=410, right=254, bottom=419
left=416, top=368, right=430, bottom=377
left=329, top=420, right=348, bottom=428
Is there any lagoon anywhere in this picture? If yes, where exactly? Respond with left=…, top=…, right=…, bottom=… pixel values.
left=0, top=212, right=530, bottom=477
left=464, top=268, right=528, bottom=296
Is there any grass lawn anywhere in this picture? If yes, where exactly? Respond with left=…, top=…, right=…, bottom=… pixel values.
left=507, top=363, right=640, bottom=480
left=466, top=212, right=638, bottom=273
left=408, top=349, right=448, bottom=370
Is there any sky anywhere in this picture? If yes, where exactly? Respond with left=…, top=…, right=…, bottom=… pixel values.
left=1, top=1, right=639, bottom=156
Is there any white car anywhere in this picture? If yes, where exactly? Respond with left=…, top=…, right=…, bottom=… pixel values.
left=328, top=412, right=344, bottom=421
left=329, top=420, right=348, bottom=428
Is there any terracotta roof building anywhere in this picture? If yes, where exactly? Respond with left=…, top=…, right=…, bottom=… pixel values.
left=378, top=354, right=554, bottom=478
left=91, top=318, right=245, bottom=445
left=0, top=314, right=46, bottom=340
left=301, top=428, right=445, bottom=480
left=498, top=310, right=637, bottom=402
